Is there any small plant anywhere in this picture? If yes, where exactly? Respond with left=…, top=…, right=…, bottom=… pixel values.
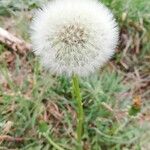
left=30, top=0, right=118, bottom=149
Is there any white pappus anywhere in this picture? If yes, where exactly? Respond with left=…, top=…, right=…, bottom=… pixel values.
left=30, top=0, right=119, bottom=76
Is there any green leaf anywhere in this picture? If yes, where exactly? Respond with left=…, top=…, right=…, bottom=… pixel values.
left=38, top=121, right=49, bottom=133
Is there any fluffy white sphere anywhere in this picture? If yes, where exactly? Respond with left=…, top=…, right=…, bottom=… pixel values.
left=31, top=0, right=119, bottom=76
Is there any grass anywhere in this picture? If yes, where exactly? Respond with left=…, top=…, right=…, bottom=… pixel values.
left=0, top=0, right=150, bottom=149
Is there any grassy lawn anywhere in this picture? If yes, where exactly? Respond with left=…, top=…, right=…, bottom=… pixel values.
left=0, top=0, right=150, bottom=149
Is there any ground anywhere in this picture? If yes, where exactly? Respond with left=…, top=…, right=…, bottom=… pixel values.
left=0, top=0, right=150, bottom=150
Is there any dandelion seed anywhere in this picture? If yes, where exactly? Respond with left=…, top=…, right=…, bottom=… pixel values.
left=31, top=0, right=119, bottom=76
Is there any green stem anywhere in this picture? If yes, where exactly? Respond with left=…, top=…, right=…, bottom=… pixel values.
left=42, top=133, right=64, bottom=150
left=72, top=74, right=84, bottom=149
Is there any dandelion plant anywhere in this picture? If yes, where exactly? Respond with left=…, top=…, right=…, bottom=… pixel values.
left=30, top=0, right=118, bottom=149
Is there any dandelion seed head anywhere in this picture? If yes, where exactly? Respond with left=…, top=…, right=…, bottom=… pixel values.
left=31, top=0, right=119, bottom=76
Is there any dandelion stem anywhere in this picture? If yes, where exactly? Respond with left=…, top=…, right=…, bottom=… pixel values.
left=72, top=74, right=84, bottom=150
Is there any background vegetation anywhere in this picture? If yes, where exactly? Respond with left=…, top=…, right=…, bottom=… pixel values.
left=0, top=0, right=150, bottom=149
